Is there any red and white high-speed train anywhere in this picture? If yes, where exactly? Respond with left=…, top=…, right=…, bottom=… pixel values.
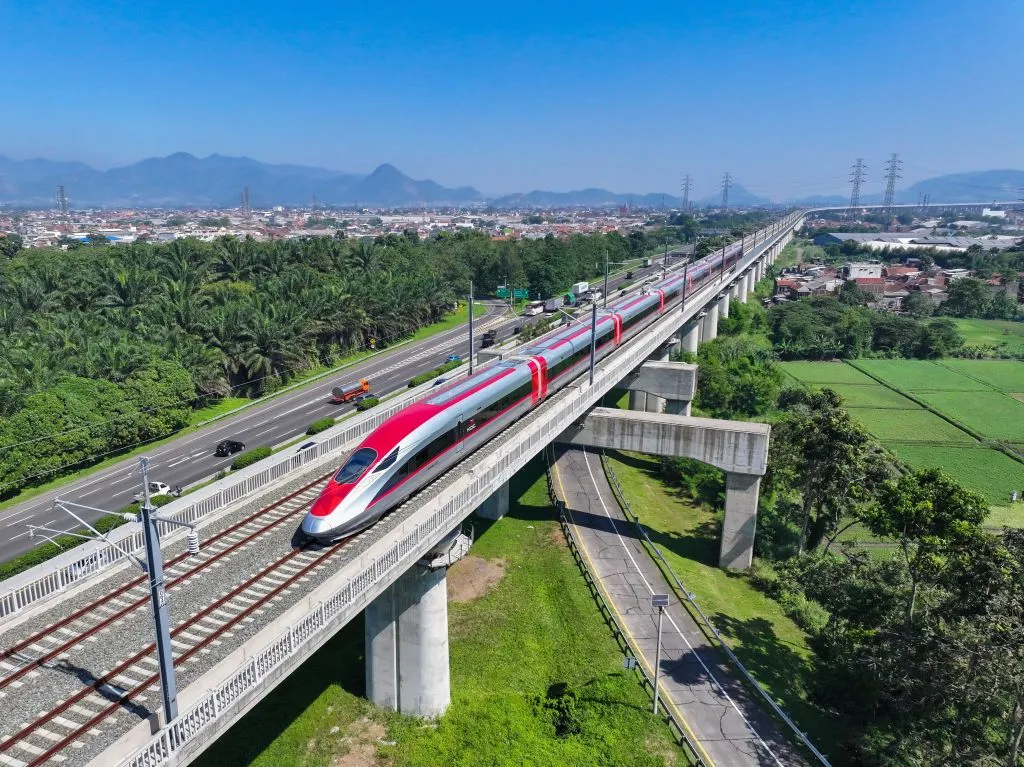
left=301, top=241, right=746, bottom=541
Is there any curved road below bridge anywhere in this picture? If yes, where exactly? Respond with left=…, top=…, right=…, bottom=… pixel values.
left=552, top=445, right=807, bottom=767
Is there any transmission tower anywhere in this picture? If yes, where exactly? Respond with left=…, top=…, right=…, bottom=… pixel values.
left=57, top=185, right=69, bottom=218
left=681, top=175, right=692, bottom=211
left=241, top=187, right=251, bottom=220
left=847, top=159, right=866, bottom=217
left=882, top=153, right=902, bottom=216
left=721, top=172, right=732, bottom=210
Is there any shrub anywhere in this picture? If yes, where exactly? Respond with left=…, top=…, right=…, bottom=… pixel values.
left=306, top=417, right=335, bottom=435
left=407, top=359, right=462, bottom=388
left=355, top=396, right=380, bottom=411
left=231, top=446, right=272, bottom=470
left=0, top=513, right=131, bottom=581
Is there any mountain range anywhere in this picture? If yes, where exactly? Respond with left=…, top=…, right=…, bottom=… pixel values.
left=0, top=153, right=1020, bottom=209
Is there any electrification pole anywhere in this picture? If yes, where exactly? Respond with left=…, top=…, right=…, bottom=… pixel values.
left=140, top=457, right=179, bottom=723
left=468, top=281, right=474, bottom=375
left=588, top=302, right=598, bottom=386
left=603, top=251, right=609, bottom=309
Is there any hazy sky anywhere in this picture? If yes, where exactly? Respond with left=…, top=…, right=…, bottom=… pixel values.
left=4, top=0, right=1022, bottom=198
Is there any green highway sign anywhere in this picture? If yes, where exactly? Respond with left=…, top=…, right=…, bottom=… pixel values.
left=513, top=289, right=529, bottom=299
left=496, top=287, right=509, bottom=298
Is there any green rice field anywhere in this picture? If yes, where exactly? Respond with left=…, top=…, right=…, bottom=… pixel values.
left=953, top=318, right=1024, bottom=354
left=888, top=444, right=1024, bottom=512
left=854, top=360, right=989, bottom=391
left=849, top=408, right=978, bottom=444
left=913, top=390, right=1024, bottom=441
left=781, top=359, right=1024, bottom=520
left=778, top=361, right=876, bottom=385
left=938, top=359, right=1024, bottom=393
left=806, top=383, right=916, bottom=410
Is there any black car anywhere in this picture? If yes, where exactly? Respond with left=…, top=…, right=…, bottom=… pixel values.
left=215, top=439, right=245, bottom=457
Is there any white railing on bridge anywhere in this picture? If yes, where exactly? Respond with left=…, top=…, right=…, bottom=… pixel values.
left=114, top=213, right=802, bottom=767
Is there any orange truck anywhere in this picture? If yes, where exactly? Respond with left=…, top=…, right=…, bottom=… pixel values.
left=331, top=378, right=370, bottom=404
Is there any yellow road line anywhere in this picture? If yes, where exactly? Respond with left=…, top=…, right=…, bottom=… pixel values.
left=551, top=461, right=717, bottom=767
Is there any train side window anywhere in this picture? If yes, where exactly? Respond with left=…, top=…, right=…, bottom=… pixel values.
left=373, top=448, right=399, bottom=473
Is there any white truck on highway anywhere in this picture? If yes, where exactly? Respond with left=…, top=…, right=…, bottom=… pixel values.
left=571, top=281, right=589, bottom=296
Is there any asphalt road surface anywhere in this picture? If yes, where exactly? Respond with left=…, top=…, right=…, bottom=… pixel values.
left=553, top=446, right=806, bottom=767
left=0, top=255, right=686, bottom=564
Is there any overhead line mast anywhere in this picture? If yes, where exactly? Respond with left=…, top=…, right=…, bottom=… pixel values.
left=720, top=172, right=732, bottom=210
left=681, top=175, right=692, bottom=211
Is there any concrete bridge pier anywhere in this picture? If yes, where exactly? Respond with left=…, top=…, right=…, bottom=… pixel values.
left=701, top=302, right=719, bottom=343
left=620, top=361, right=697, bottom=417
left=559, top=409, right=769, bottom=570
left=365, top=564, right=451, bottom=718
left=718, top=290, right=731, bottom=320
left=736, top=273, right=749, bottom=303
left=681, top=321, right=700, bottom=355
left=477, top=480, right=510, bottom=520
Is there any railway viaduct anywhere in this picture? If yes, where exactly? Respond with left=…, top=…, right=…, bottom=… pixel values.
left=0, top=214, right=800, bottom=767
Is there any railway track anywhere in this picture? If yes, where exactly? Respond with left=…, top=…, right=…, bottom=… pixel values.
left=0, top=473, right=332, bottom=695
left=0, top=534, right=346, bottom=767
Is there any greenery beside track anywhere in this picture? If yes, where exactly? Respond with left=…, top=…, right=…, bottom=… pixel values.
left=195, top=463, right=691, bottom=767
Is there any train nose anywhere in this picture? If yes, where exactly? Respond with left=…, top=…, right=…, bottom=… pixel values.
left=301, top=513, right=336, bottom=539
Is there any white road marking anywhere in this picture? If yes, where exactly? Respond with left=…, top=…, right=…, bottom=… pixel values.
left=578, top=450, right=783, bottom=766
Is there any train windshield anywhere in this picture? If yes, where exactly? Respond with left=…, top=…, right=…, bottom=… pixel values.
left=335, top=448, right=377, bottom=484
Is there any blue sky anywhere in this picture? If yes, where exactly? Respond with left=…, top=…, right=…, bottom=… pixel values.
left=4, top=0, right=1022, bottom=198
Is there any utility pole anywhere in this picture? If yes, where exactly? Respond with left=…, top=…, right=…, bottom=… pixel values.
left=241, top=187, right=251, bottom=220
left=468, top=281, right=474, bottom=375
left=847, top=158, right=867, bottom=217
left=681, top=175, right=692, bottom=211
left=721, top=172, right=732, bottom=211
left=882, top=153, right=902, bottom=217
left=651, top=594, right=668, bottom=714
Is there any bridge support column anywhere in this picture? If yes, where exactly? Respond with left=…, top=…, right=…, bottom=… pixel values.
left=718, top=291, right=730, bottom=320
left=729, top=281, right=739, bottom=301
left=365, top=564, right=450, bottom=718
left=736, top=273, right=748, bottom=303
left=701, top=302, right=719, bottom=343
left=477, top=480, right=509, bottom=520
left=681, top=322, right=700, bottom=355
left=558, top=409, right=767, bottom=570
left=628, top=390, right=647, bottom=410
left=720, top=473, right=760, bottom=570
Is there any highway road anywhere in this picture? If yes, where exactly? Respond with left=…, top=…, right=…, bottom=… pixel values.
left=0, top=255, right=685, bottom=564
left=553, top=446, right=807, bottom=766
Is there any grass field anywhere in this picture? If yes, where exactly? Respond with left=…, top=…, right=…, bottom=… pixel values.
left=603, top=451, right=845, bottom=758
left=849, top=407, right=978, bottom=444
left=196, top=464, right=689, bottom=767
left=780, top=361, right=876, bottom=385
left=854, top=359, right=989, bottom=391
left=953, top=318, right=1024, bottom=354
left=938, top=359, right=1024, bottom=393
left=784, top=360, right=1024, bottom=520
left=913, top=390, right=1024, bottom=441
left=885, top=444, right=1024, bottom=516
left=806, top=383, right=916, bottom=410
